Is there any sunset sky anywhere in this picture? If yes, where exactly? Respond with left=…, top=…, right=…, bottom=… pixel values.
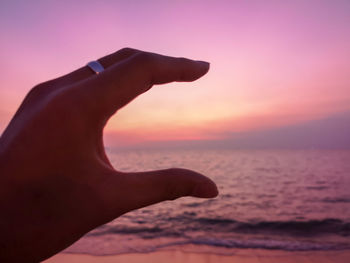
left=1, top=0, right=350, bottom=148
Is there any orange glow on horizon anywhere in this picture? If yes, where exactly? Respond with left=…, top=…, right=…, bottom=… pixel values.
left=104, top=96, right=350, bottom=146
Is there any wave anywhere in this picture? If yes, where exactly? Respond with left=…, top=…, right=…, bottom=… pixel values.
left=322, top=197, right=350, bottom=203
left=196, top=217, right=350, bottom=237
left=190, top=237, right=350, bottom=251
left=233, top=218, right=350, bottom=236
left=74, top=218, right=350, bottom=255
left=89, top=218, right=350, bottom=238
left=306, top=186, right=329, bottom=190
left=72, top=236, right=350, bottom=255
left=88, top=226, right=163, bottom=236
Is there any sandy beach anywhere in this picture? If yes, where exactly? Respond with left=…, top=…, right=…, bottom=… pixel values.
left=44, top=248, right=350, bottom=263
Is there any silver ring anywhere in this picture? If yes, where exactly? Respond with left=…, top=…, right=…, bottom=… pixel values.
left=87, top=61, right=105, bottom=74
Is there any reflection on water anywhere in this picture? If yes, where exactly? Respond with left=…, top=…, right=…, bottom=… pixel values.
left=66, top=149, right=350, bottom=255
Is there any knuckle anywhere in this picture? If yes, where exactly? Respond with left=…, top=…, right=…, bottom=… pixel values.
left=27, top=83, right=48, bottom=99
left=118, top=47, right=137, bottom=54
left=21, top=83, right=53, bottom=108
left=166, top=168, right=182, bottom=174
left=132, top=52, right=155, bottom=66
left=177, top=57, right=189, bottom=63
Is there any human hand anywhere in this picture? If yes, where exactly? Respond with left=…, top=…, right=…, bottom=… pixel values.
left=0, top=48, right=218, bottom=262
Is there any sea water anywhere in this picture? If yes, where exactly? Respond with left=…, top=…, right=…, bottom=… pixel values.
left=65, top=149, right=350, bottom=255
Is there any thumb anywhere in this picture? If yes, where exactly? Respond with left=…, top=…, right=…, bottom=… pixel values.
left=102, top=168, right=218, bottom=216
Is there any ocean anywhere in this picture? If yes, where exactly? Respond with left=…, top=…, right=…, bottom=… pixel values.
left=64, top=149, right=350, bottom=255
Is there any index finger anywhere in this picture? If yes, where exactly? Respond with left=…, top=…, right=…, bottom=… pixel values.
left=83, top=51, right=210, bottom=118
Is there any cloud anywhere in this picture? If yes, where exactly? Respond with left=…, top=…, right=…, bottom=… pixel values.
left=125, top=110, right=350, bottom=150
left=221, top=110, right=350, bottom=149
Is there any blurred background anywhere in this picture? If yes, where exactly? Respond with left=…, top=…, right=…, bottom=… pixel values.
left=1, top=0, right=350, bottom=257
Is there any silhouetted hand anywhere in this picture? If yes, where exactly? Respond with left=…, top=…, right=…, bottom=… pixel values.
left=0, top=48, right=218, bottom=262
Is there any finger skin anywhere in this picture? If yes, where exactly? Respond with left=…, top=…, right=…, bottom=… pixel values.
left=0, top=48, right=216, bottom=262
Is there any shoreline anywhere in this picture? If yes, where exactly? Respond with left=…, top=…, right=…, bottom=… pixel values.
left=43, top=247, right=350, bottom=263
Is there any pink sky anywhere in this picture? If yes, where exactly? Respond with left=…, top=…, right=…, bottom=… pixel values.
left=1, top=1, right=350, bottom=147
